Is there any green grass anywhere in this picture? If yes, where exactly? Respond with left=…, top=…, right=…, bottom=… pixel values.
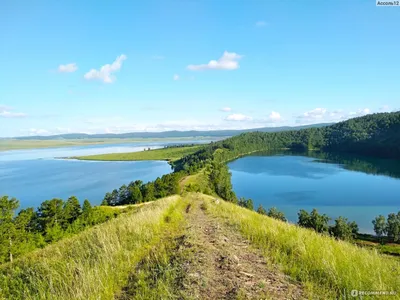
left=116, top=200, right=190, bottom=299
left=355, top=240, right=400, bottom=257
left=0, top=138, right=211, bottom=151
left=179, top=168, right=211, bottom=192
left=202, top=194, right=400, bottom=299
left=0, top=196, right=182, bottom=300
left=72, top=145, right=202, bottom=162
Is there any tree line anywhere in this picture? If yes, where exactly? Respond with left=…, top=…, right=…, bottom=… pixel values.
left=237, top=199, right=400, bottom=244
left=173, top=111, right=400, bottom=173
left=236, top=201, right=359, bottom=242
left=372, top=212, right=400, bottom=243
left=0, top=195, right=121, bottom=264
left=101, top=172, right=185, bottom=206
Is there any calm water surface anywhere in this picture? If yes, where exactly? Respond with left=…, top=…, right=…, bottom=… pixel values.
left=228, top=151, right=400, bottom=234
left=0, top=140, right=209, bottom=208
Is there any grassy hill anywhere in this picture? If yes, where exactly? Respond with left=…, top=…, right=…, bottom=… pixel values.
left=1, top=193, right=399, bottom=299
left=72, top=145, right=203, bottom=162
left=2, top=112, right=400, bottom=299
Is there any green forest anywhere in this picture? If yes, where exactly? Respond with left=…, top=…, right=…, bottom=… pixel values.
left=0, top=195, right=131, bottom=264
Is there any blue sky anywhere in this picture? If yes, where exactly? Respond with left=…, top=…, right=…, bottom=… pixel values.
left=1, top=0, right=399, bottom=137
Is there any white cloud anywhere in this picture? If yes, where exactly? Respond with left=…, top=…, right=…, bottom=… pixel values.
left=173, top=74, right=179, bottom=81
left=250, top=111, right=283, bottom=124
left=268, top=111, right=282, bottom=122
left=296, top=107, right=372, bottom=124
left=225, top=113, right=252, bottom=121
left=255, top=20, right=267, bottom=27
left=220, top=107, right=232, bottom=112
left=84, top=54, right=127, bottom=83
left=187, top=51, right=242, bottom=71
left=349, top=108, right=371, bottom=117
left=0, top=106, right=27, bottom=118
left=58, top=63, right=78, bottom=73
left=27, top=128, right=50, bottom=135
left=297, top=108, right=328, bottom=121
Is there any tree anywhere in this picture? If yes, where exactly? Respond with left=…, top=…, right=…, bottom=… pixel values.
left=63, top=196, right=82, bottom=226
left=298, top=209, right=311, bottom=228
left=36, top=199, right=65, bottom=233
left=0, top=196, right=19, bottom=263
left=82, top=199, right=92, bottom=215
left=267, top=207, right=287, bottom=222
left=45, top=222, right=64, bottom=243
left=142, top=182, right=155, bottom=202
left=330, top=216, right=358, bottom=241
left=349, top=221, right=359, bottom=237
left=298, top=209, right=330, bottom=233
left=102, top=192, right=112, bottom=206
left=129, top=185, right=143, bottom=204
left=238, top=197, right=253, bottom=210
left=386, top=212, right=400, bottom=242
left=208, top=162, right=237, bottom=202
left=118, top=185, right=129, bottom=205
left=256, top=204, right=267, bottom=215
left=372, top=215, right=387, bottom=242
left=110, top=189, right=119, bottom=206
left=14, top=208, right=35, bottom=231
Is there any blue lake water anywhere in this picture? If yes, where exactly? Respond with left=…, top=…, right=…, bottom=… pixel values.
left=228, top=151, right=400, bottom=234
left=0, top=140, right=209, bottom=209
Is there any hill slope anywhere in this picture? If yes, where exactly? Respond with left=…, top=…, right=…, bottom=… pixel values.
left=2, top=193, right=399, bottom=299
left=174, top=111, right=400, bottom=173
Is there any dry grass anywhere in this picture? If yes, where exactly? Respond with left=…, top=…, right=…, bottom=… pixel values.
left=0, top=196, right=181, bottom=300
left=202, top=194, right=400, bottom=299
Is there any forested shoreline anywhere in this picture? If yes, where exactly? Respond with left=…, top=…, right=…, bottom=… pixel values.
left=1, top=111, right=400, bottom=263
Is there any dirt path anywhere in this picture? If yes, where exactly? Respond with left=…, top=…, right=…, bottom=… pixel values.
left=180, top=196, right=304, bottom=300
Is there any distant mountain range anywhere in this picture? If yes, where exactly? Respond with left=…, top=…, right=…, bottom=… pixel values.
left=10, top=123, right=334, bottom=140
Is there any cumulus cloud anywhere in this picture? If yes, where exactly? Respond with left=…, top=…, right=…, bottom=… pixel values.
left=296, top=107, right=372, bottom=124
left=267, top=111, right=282, bottom=122
left=58, top=63, right=78, bottom=73
left=348, top=108, right=371, bottom=117
left=173, top=74, right=179, bottom=81
left=220, top=107, right=232, bottom=112
left=255, top=20, right=267, bottom=27
left=225, top=113, right=252, bottom=121
left=297, top=108, right=328, bottom=121
left=187, top=51, right=242, bottom=71
left=250, top=111, right=283, bottom=125
left=0, top=106, right=27, bottom=118
left=84, top=54, right=127, bottom=83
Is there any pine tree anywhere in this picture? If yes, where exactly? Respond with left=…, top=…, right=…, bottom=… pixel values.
left=63, top=196, right=82, bottom=226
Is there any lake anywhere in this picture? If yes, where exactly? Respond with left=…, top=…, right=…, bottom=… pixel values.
left=0, top=140, right=208, bottom=209
left=228, top=151, right=400, bottom=234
